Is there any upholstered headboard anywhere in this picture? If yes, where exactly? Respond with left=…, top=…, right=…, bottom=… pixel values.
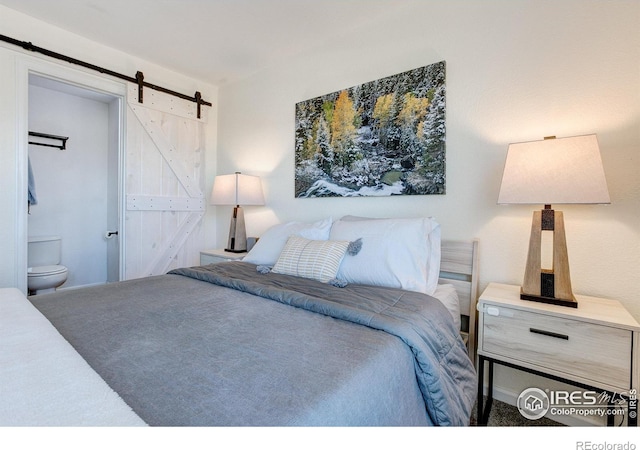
left=439, top=239, right=479, bottom=364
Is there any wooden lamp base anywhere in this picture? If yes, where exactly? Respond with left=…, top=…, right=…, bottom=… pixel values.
left=225, top=206, right=248, bottom=253
left=521, top=206, right=577, bottom=308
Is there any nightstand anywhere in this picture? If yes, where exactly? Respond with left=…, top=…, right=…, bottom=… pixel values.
left=200, top=249, right=246, bottom=265
left=477, top=283, right=639, bottom=426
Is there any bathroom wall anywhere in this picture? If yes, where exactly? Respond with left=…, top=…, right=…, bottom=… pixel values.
left=28, top=81, right=113, bottom=289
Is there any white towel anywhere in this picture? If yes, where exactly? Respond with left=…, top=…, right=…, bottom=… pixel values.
left=28, top=156, right=37, bottom=206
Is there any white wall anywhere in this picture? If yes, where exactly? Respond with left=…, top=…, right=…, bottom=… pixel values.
left=218, top=0, right=639, bottom=316
left=216, top=0, right=640, bottom=412
left=0, top=5, right=219, bottom=291
left=28, top=84, right=110, bottom=289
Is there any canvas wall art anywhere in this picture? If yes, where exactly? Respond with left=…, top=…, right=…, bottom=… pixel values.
left=294, top=60, right=446, bottom=198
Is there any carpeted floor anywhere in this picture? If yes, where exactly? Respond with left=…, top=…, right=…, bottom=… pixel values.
left=470, top=398, right=563, bottom=426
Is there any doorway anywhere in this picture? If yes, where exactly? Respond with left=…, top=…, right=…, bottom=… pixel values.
left=26, top=73, right=124, bottom=289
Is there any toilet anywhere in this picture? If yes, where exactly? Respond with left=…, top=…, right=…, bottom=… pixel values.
left=27, top=236, right=68, bottom=295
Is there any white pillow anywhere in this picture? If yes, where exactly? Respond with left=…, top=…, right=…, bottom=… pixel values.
left=243, top=217, right=332, bottom=266
left=433, top=283, right=461, bottom=330
left=272, top=236, right=350, bottom=283
left=329, top=216, right=441, bottom=295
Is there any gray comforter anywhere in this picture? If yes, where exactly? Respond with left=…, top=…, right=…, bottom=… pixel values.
left=30, top=262, right=476, bottom=426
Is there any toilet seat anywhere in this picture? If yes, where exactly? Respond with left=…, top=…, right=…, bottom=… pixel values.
left=28, top=265, right=68, bottom=276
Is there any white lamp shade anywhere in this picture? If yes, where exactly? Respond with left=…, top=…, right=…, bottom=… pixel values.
left=211, top=172, right=265, bottom=206
left=498, top=134, right=610, bottom=205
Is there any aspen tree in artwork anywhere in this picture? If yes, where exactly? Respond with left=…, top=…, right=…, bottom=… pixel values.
left=295, top=61, right=446, bottom=198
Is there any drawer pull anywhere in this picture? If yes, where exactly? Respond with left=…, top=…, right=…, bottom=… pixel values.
left=529, top=328, right=569, bottom=340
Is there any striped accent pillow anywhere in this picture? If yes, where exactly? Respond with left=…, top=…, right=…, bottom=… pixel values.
left=272, top=236, right=350, bottom=283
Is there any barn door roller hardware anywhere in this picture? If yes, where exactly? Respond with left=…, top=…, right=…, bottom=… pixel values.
left=1, top=34, right=212, bottom=118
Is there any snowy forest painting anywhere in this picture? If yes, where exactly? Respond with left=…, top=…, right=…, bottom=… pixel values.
left=295, top=61, right=446, bottom=198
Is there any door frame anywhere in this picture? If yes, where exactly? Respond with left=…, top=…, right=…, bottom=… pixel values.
left=16, top=55, right=127, bottom=293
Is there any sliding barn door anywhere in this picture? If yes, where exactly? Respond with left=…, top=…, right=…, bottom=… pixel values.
left=124, top=85, right=206, bottom=279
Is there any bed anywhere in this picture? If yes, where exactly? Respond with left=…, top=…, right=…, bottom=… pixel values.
left=1, top=216, right=478, bottom=427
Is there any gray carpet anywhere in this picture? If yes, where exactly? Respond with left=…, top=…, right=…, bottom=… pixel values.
left=470, top=398, right=563, bottom=426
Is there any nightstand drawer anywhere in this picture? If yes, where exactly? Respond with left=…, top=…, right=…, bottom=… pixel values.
left=200, top=249, right=246, bottom=265
left=482, top=305, right=632, bottom=390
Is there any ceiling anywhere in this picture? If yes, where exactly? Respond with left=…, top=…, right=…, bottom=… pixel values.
left=0, top=0, right=415, bottom=86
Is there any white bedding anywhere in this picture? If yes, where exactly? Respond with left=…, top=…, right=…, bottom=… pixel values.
left=0, top=288, right=145, bottom=426
left=433, top=283, right=461, bottom=330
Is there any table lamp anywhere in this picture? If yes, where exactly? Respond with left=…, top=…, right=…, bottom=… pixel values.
left=497, top=134, right=610, bottom=307
left=211, top=172, right=264, bottom=253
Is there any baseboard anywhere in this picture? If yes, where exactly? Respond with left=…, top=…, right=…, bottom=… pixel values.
left=492, top=386, right=604, bottom=427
